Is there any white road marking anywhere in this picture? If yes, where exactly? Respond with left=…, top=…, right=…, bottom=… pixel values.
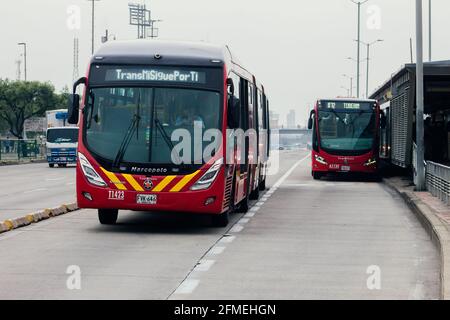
left=194, top=260, right=215, bottom=272
left=220, top=235, right=236, bottom=244
left=250, top=206, right=260, bottom=212
left=245, top=212, right=256, bottom=218
left=273, top=154, right=311, bottom=189
left=230, top=224, right=244, bottom=233
left=208, top=246, right=226, bottom=255
left=174, top=279, right=200, bottom=295
left=239, top=218, right=250, bottom=224
left=66, top=182, right=76, bottom=186
left=23, top=188, right=48, bottom=194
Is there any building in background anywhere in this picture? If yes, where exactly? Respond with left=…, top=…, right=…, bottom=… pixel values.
left=287, top=109, right=296, bottom=129
left=270, top=111, right=280, bottom=129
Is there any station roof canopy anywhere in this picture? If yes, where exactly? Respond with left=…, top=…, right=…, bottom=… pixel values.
left=370, top=60, right=450, bottom=102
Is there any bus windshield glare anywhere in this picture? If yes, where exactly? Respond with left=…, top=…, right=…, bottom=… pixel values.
left=317, top=101, right=376, bottom=154
left=84, top=87, right=222, bottom=166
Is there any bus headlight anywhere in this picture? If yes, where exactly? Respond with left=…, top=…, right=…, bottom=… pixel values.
left=314, top=155, right=327, bottom=165
left=190, top=158, right=224, bottom=191
left=364, top=158, right=377, bottom=166
left=78, top=152, right=107, bottom=187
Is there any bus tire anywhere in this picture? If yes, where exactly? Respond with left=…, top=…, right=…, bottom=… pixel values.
left=98, top=209, right=119, bottom=225
left=211, top=211, right=229, bottom=228
left=313, top=171, right=322, bottom=180
left=49, top=164, right=55, bottom=168
left=250, top=184, right=260, bottom=200
left=259, top=179, right=266, bottom=191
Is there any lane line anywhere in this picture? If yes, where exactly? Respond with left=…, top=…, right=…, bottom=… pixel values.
left=194, top=260, right=215, bottom=272
left=272, top=154, right=311, bottom=189
left=173, top=279, right=200, bottom=295
left=230, top=224, right=244, bottom=233
left=208, top=246, right=226, bottom=255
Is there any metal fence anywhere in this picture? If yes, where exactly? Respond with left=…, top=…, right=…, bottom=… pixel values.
left=426, top=161, right=450, bottom=205
left=0, top=140, right=43, bottom=161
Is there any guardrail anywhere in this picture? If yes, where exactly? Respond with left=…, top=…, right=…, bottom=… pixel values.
left=426, top=161, right=450, bottom=206
left=0, top=139, right=44, bottom=161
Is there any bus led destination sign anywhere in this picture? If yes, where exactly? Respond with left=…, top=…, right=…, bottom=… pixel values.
left=105, top=68, right=206, bottom=84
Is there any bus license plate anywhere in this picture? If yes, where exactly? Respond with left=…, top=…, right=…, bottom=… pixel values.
left=137, top=194, right=157, bottom=205
left=341, top=166, right=351, bottom=172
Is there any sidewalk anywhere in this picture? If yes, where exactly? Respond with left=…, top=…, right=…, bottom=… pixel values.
left=384, top=176, right=450, bottom=300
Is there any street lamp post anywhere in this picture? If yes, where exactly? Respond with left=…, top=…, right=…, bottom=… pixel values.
left=87, top=0, right=101, bottom=55
left=18, top=43, right=27, bottom=81
left=343, top=74, right=354, bottom=97
left=429, top=0, right=432, bottom=61
left=416, top=0, right=426, bottom=191
left=357, top=39, right=383, bottom=98
left=351, top=0, right=369, bottom=98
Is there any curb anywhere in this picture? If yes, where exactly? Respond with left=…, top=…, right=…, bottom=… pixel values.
left=0, top=159, right=47, bottom=166
left=0, top=203, right=79, bottom=235
left=384, top=179, right=450, bottom=300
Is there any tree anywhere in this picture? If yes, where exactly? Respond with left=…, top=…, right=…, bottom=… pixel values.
left=0, top=80, right=57, bottom=139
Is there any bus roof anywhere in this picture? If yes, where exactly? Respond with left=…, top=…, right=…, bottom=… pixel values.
left=92, top=40, right=231, bottom=67
left=318, top=98, right=377, bottom=103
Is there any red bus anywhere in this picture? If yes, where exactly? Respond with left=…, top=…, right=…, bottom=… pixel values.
left=67, top=40, right=270, bottom=227
left=307, top=98, right=383, bottom=180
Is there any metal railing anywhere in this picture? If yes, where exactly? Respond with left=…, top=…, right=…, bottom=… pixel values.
left=426, top=161, right=450, bottom=205
left=0, top=140, right=44, bottom=161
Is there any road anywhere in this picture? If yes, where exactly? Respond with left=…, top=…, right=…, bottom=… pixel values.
left=0, top=150, right=440, bottom=299
left=0, top=163, right=75, bottom=221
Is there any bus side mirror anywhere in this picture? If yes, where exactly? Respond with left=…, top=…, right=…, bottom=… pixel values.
left=68, top=77, right=87, bottom=125
left=308, top=111, right=315, bottom=130
left=68, top=94, right=80, bottom=125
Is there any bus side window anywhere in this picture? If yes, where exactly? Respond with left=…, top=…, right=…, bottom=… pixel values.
left=227, top=73, right=241, bottom=129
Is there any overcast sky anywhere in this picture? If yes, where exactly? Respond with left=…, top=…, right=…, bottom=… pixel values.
left=1, top=0, right=449, bottom=126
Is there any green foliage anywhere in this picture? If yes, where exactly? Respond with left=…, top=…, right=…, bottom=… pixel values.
left=0, top=79, right=67, bottom=139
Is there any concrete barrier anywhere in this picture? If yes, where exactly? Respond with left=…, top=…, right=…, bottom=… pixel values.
left=0, top=203, right=79, bottom=236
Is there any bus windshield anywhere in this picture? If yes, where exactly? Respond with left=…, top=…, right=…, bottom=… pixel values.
left=318, top=107, right=376, bottom=155
left=84, top=87, right=222, bottom=166
left=47, top=128, right=79, bottom=144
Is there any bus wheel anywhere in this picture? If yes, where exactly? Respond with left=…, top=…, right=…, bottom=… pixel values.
left=313, top=172, right=322, bottom=180
left=98, top=209, right=119, bottom=225
left=259, top=179, right=266, bottom=191
left=211, top=211, right=229, bottom=228
left=49, top=164, right=55, bottom=168
left=250, top=185, right=260, bottom=200
left=237, top=195, right=250, bottom=213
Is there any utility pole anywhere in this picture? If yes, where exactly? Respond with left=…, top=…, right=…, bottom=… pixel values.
left=15, top=59, right=22, bottom=81
left=358, top=39, right=383, bottom=98
left=351, top=0, right=369, bottom=98
left=416, top=0, right=426, bottom=191
left=87, top=0, right=101, bottom=55
left=410, top=38, right=414, bottom=63
left=428, top=0, right=432, bottom=61
left=343, top=74, right=354, bottom=97
left=73, top=38, right=79, bottom=82
left=18, top=43, right=27, bottom=81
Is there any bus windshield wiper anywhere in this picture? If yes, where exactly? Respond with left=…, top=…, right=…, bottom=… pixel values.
left=112, top=94, right=142, bottom=169
left=154, top=118, right=183, bottom=165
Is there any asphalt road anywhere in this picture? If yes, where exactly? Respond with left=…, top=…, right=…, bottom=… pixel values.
left=0, top=163, right=76, bottom=221
left=0, top=150, right=440, bottom=299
